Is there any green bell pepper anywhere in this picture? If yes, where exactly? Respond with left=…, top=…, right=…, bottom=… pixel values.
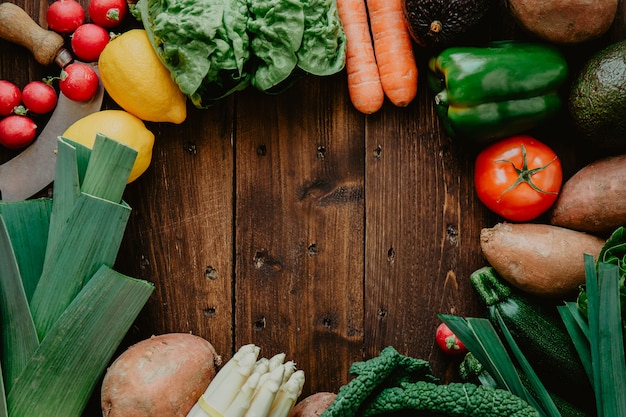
left=428, top=41, right=568, bottom=143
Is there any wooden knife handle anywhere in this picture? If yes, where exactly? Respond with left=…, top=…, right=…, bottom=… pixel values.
left=0, top=2, right=66, bottom=66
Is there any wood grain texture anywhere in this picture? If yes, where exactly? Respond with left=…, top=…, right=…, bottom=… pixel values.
left=0, top=1, right=624, bottom=416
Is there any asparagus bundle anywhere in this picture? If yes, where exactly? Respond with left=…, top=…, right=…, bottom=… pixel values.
left=188, top=344, right=305, bottom=417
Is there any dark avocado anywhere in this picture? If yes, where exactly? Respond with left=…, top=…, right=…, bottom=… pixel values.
left=569, top=39, right=626, bottom=151
left=402, top=0, right=494, bottom=48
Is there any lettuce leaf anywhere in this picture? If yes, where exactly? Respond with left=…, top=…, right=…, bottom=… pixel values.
left=297, top=0, right=346, bottom=76
left=138, top=0, right=251, bottom=107
left=247, top=0, right=305, bottom=92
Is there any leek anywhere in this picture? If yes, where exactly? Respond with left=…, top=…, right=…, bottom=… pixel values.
left=6, top=265, right=153, bottom=416
left=0, top=217, right=38, bottom=392
left=0, top=365, right=6, bottom=417
left=583, top=256, right=626, bottom=416
left=31, top=135, right=137, bottom=339
left=0, top=134, right=153, bottom=417
left=0, top=198, right=51, bottom=300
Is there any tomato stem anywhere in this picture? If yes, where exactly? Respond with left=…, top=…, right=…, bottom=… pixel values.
left=495, top=144, right=558, bottom=201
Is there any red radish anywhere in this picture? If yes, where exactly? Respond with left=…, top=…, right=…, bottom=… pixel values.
left=21, top=80, right=58, bottom=114
left=88, top=0, right=127, bottom=28
left=46, top=0, right=85, bottom=34
left=59, top=63, right=99, bottom=102
left=0, top=115, right=37, bottom=149
left=0, top=80, right=21, bottom=116
left=435, top=322, right=467, bottom=356
left=71, top=23, right=110, bottom=62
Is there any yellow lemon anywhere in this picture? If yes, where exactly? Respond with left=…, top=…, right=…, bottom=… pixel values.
left=62, top=110, right=155, bottom=183
left=98, top=29, right=187, bottom=124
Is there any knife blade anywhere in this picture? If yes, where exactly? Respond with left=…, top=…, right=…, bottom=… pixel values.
left=0, top=75, right=104, bottom=201
left=0, top=2, right=104, bottom=201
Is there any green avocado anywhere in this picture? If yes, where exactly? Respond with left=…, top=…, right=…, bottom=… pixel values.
left=569, top=40, right=626, bottom=150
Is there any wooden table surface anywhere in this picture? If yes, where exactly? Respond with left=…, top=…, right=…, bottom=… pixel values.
left=1, top=0, right=625, bottom=415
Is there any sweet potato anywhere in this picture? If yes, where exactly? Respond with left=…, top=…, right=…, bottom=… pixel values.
left=506, top=0, right=618, bottom=44
left=550, top=154, right=626, bottom=236
left=101, top=333, right=221, bottom=417
left=288, top=392, right=337, bottom=417
left=480, top=223, right=605, bottom=297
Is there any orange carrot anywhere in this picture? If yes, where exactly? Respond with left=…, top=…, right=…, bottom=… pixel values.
left=366, top=0, right=418, bottom=107
left=336, top=0, right=385, bottom=114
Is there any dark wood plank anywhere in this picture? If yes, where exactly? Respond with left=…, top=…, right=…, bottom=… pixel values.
left=117, top=101, right=236, bottom=353
left=233, top=74, right=366, bottom=393
left=363, top=70, right=492, bottom=378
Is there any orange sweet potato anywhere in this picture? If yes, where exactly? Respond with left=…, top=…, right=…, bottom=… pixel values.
left=101, top=333, right=221, bottom=417
left=480, top=223, right=605, bottom=297
left=288, top=392, right=337, bottom=417
left=550, top=154, right=626, bottom=236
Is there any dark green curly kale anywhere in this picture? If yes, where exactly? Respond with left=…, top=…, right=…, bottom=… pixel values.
left=363, top=381, right=540, bottom=417
left=320, top=346, right=540, bottom=417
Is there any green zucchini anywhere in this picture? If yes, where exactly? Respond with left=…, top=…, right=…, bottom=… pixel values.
left=470, top=266, right=595, bottom=414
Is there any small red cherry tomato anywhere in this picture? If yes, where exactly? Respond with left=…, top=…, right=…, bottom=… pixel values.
left=0, top=80, right=21, bottom=116
left=59, top=63, right=99, bottom=102
left=87, top=0, right=127, bottom=28
left=71, top=23, right=110, bottom=62
left=474, top=135, right=563, bottom=222
left=0, top=115, right=37, bottom=149
left=435, top=322, right=467, bottom=356
left=46, top=0, right=85, bottom=34
left=21, top=80, right=58, bottom=114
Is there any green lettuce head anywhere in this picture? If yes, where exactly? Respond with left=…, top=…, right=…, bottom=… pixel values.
left=135, top=0, right=345, bottom=107
left=138, top=0, right=251, bottom=108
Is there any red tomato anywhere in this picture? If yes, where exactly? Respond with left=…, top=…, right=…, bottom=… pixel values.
left=0, top=80, right=21, bottom=116
left=0, top=115, right=37, bottom=149
left=71, top=23, right=110, bottom=62
left=88, top=0, right=127, bottom=28
left=46, top=0, right=85, bottom=34
left=474, top=135, right=563, bottom=222
left=435, top=322, right=467, bottom=356
left=21, top=80, right=58, bottom=114
left=59, top=63, right=99, bottom=102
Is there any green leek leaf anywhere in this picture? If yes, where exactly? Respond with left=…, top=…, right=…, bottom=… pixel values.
left=494, top=310, right=561, bottom=417
left=439, top=314, right=547, bottom=417
left=0, top=216, right=39, bottom=392
left=557, top=303, right=592, bottom=384
left=584, top=255, right=602, bottom=416
left=596, top=262, right=626, bottom=416
left=0, top=198, right=51, bottom=300
left=81, top=133, right=137, bottom=203
left=47, top=138, right=82, bottom=253
left=466, top=318, right=528, bottom=398
left=30, top=194, right=131, bottom=339
left=438, top=314, right=508, bottom=387
left=30, top=134, right=137, bottom=340
left=6, top=264, right=154, bottom=416
left=0, top=369, right=6, bottom=417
